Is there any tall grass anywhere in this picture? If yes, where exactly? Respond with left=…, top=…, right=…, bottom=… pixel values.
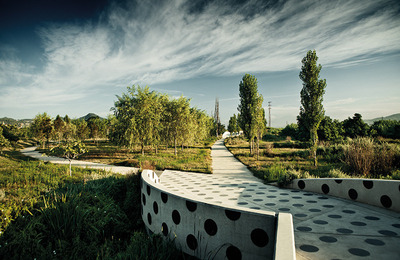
left=0, top=154, right=183, bottom=259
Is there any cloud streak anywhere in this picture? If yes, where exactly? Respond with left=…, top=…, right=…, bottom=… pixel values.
left=1, top=0, right=399, bottom=114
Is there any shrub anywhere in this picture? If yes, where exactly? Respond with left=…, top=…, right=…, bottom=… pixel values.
left=343, top=137, right=375, bottom=176
left=263, top=143, right=274, bottom=156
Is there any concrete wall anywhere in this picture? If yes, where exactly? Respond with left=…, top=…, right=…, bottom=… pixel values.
left=141, top=170, right=295, bottom=260
left=286, top=178, right=400, bottom=212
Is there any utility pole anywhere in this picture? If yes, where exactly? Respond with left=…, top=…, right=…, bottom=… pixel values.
left=214, top=97, right=220, bottom=137
left=268, top=101, right=271, bottom=128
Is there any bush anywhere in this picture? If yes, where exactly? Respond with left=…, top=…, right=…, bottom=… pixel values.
left=343, top=137, right=375, bottom=176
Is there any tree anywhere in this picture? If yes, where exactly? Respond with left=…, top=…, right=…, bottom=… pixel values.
left=163, top=96, right=191, bottom=155
left=31, top=113, right=53, bottom=148
left=72, top=119, right=90, bottom=141
left=317, top=116, right=344, bottom=142
left=238, top=74, right=265, bottom=154
left=52, top=115, right=65, bottom=143
left=0, top=127, right=11, bottom=154
left=111, top=86, right=163, bottom=155
left=298, top=50, right=326, bottom=166
left=50, top=141, right=87, bottom=176
left=370, top=119, right=400, bottom=138
left=228, top=114, right=240, bottom=133
left=343, top=113, right=369, bottom=138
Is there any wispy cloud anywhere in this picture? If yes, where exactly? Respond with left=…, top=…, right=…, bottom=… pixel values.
left=1, top=0, right=399, bottom=113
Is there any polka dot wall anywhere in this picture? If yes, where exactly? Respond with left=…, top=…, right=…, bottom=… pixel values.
left=141, top=170, right=277, bottom=259
left=142, top=170, right=400, bottom=259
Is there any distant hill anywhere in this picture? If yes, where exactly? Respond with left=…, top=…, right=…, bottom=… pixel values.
left=365, top=113, right=400, bottom=125
left=0, top=117, right=33, bottom=126
left=79, top=113, right=102, bottom=121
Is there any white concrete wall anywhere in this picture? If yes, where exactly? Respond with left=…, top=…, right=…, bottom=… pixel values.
left=141, top=170, right=295, bottom=260
left=287, top=178, right=400, bottom=212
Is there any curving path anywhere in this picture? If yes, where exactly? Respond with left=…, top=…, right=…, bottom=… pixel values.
left=20, top=146, right=138, bottom=175
left=160, top=139, right=400, bottom=260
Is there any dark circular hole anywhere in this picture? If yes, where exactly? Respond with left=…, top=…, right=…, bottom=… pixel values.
left=378, top=230, right=397, bottom=236
left=226, top=245, right=242, bottom=260
left=147, top=213, right=152, bottom=225
left=186, top=234, right=198, bottom=250
left=142, top=193, right=146, bottom=205
left=146, top=185, right=151, bottom=195
left=351, top=221, right=366, bottom=226
left=321, top=184, right=330, bottom=194
left=251, top=228, right=269, bottom=247
left=204, top=219, right=218, bottom=236
left=162, top=222, right=168, bottom=236
left=161, top=192, right=168, bottom=203
left=319, top=236, right=337, bottom=243
left=334, top=179, right=343, bottom=184
left=337, top=228, right=353, bottom=234
left=300, top=245, right=319, bottom=252
left=153, top=201, right=158, bottom=214
left=365, top=238, right=385, bottom=246
left=186, top=200, right=197, bottom=212
left=348, top=248, right=370, bottom=257
left=380, top=195, right=392, bottom=208
left=172, top=210, right=181, bottom=225
left=298, top=180, right=305, bottom=189
left=363, top=180, right=373, bottom=189
left=348, top=189, right=358, bottom=200
left=296, top=226, right=312, bottom=232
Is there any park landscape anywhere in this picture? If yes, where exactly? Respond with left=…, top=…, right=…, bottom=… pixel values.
left=1, top=0, right=400, bottom=259
left=0, top=50, right=399, bottom=259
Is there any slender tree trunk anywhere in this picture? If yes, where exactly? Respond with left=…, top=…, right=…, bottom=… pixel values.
left=311, top=128, right=318, bottom=167
left=69, top=160, right=72, bottom=177
left=174, top=137, right=177, bottom=156
left=141, top=142, right=145, bottom=156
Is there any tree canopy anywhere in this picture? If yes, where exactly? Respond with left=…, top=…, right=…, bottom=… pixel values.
left=298, top=50, right=326, bottom=166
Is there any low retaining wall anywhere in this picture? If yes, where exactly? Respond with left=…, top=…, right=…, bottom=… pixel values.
left=141, top=170, right=295, bottom=260
left=286, top=178, right=400, bottom=212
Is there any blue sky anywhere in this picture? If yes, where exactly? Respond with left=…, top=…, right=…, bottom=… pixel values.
left=1, top=0, right=399, bottom=127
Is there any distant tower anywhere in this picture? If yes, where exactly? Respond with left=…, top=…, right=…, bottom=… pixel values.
left=268, top=101, right=272, bottom=128
left=214, top=97, right=220, bottom=136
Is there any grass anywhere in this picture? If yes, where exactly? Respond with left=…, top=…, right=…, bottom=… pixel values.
left=225, top=137, right=351, bottom=184
left=0, top=151, right=184, bottom=259
left=39, top=140, right=213, bottom=174
left=225, top=136, right=400, bottom=186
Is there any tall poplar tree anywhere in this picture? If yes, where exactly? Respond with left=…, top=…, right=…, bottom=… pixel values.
left=298, top=50, right=326, bottom=166
left=238, top=74, right=265, bottom=154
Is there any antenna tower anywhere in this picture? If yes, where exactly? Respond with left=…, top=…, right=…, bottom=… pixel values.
left=214, top=97, right=220, bottom=136
left=268, top=101, right=272, bottom=128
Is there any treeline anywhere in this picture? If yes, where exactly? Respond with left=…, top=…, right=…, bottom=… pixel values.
left=29, top=114, right=108, bottom=148
left=281, top=113, right=400, bottom=142
left=1, top=86, right=217, bottom=155
left=109, top=86, right=216, bottom=155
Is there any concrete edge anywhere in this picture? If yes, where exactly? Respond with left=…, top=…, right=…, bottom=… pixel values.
left=274, top=213, right=296, bottom=260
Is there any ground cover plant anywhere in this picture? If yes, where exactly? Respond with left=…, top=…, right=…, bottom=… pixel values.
left=225, top=133, right=400, bottom=186
left=0, top=152, right=184, bottom=259
left=39, top=138, right=215, bottom=174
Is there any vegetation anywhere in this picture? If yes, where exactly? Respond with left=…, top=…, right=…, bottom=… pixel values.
left=237, top=74, right=267, bottom=158
left=110, top=85, right=215, bottom=156
left=298, top=50, right=326, bottom=167
left=225, top=134, right=400, bottom=186
left=0, top=152, right=183, bottom=259
left=50, top=141, right=87, bottom=176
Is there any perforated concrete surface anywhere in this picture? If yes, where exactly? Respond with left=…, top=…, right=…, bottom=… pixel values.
left=159, top=139, right=400, bottom=259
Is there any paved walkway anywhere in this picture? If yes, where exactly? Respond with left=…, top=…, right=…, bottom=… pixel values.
left=22, top=143, right=400, bottom=259
left=160, top=139, right=400, bottom=259
left=20, top=146, right=138, bottom=175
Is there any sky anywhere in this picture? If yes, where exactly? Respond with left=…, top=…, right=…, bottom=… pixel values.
left=0, top=0, right=399, bottom=127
